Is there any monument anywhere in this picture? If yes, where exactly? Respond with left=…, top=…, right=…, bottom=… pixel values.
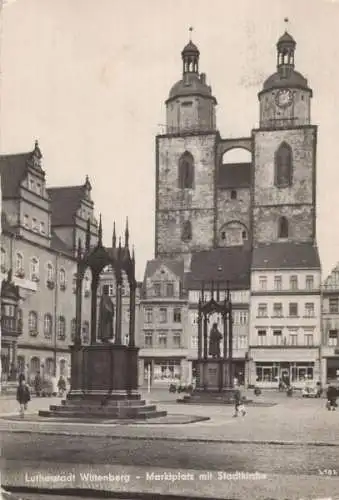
left=40, top=217, right=166, bottom=419
left=181, top=281, right=237, bottom=403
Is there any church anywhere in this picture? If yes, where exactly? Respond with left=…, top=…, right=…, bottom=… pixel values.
left=139, top=28, right=323, bottom=388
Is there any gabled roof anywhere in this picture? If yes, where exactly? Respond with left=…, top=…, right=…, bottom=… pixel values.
left=185, top=247, right=251, bottom=290
left=51, top=232, right=73, bottom=256
left=0, top=153, right=31, bottom=198
left=252, top=242, right=321, bottom=270
left=47, top=186, right=86, bottom=226
left=143, top=258, right=185, bottom=283
left=218, top=163, right=252, bottom=189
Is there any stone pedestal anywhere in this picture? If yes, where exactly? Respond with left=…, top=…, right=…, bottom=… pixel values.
left=40, top=344, right=166, bottom=420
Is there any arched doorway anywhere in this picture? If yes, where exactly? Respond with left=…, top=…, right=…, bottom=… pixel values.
left=29, top=357, right=40, bottom=380
left=45, top=358, right=55, bottom=377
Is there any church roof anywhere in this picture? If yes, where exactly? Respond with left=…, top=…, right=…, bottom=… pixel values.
left=218, top=163, right=252, bottom=188
left=262, top=69, right=309, bottom=92
left=182, top=41, right=199, bottom=54
left=252, top=242, right=321, bottom=270
left=167, top=73, right=216, bottom=102
left=277, top=31, right=296, bottom=45
left=0, top=152, right=31, bottom=198
left=185, top=247, right=251, bottom=290
left=47, top=185, right=86, bottom=226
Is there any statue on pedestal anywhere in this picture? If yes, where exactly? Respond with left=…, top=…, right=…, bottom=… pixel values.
left=209, top=322, right=222, bottom=359
left=98, top=289, right=114, bottom=342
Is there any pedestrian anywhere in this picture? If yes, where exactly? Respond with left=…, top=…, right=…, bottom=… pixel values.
left=326, top=385, right=337, bottom=411
left=233, top=388, right=246, bottom=417
left=57, top=375, right=66, bottom=397
left=16, top=379, right=31, bottom=418
left=18, top=372, right=25, bottom=384
left=34, top=371, right=42, bottom=397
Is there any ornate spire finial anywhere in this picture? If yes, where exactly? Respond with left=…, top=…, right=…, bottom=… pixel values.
left=124, top=216, right=129, bottom=248
left=189, top=26, right=193, bottom=42
left=98, top=214, right=103, bottom=246
left=112, top=221, right=116, bottom=248
left=284, top=17, right=289, bottom=29
left=85, top=218, right=91, bottom=251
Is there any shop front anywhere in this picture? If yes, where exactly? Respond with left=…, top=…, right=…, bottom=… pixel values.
left=248, top=348, right=320, bottom=389
left=138, top=354, right=190, bottom=387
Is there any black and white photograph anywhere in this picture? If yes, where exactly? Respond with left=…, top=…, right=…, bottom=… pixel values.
left=0, top=1, right=339, bottom=499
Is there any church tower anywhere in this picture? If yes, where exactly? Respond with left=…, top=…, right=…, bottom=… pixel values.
left=155, top=33, right=218, bottom=260
left=252, top=29, right=317, bottom=245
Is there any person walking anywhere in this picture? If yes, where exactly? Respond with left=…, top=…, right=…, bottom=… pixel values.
left=57, top=375, right=66, bottom=397
left=326, top=385, right=337, bottom=411
left=18, top=372, right=25, bottom=384
left=233, top=388, right=246, bottom=417
left=16, top=379, right=31, bottom=418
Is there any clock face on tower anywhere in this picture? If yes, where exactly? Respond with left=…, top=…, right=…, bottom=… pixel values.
left=275, top=89, right=293, bottom=108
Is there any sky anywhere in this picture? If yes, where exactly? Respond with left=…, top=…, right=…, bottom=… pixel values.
left=0, top=0, right=339, bottom=280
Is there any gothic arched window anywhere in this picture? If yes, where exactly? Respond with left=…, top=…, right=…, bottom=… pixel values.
left=178, top=152, right=194, bottom=189
left=182, top=220, right=192, bottom=241
left=278, top=216, right=289, bottom=239
left=275, top=142, right=293, bottom=187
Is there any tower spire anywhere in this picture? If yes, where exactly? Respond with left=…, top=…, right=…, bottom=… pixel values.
left=98, top=214, right=103, bottom=246
left=189, top=26, right=193, bottom=42
left=112, top=221, right=116, bottom=248
left=124, top=216, right=129, bottom=248
left=276, top=19, right=296, bottom=77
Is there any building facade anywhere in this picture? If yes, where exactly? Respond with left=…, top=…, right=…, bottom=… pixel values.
left=0, top=142, right=98, bottom=383
left=139, top=259, right=190, bottom=386
left=321, top=264, right=339, bottom=384
left=147, top=30, right=322, bottom=386
left=249, top=244, right=321, bottom=388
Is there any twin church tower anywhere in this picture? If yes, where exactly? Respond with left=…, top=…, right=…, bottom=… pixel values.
left=155, top=29, right=317, bottom=263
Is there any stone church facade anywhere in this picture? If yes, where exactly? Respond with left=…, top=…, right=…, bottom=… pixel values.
left=147, top=30, right=323, bottom=387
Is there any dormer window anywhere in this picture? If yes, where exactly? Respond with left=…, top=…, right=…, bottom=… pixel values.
left=36, top=182, right=42, bottom=195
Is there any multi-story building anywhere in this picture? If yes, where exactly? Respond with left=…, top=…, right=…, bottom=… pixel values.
left=139, top=258, right=189, bottom=386
left=147, top=29, right=322, bottom=383
left=321, top=264, right=339, bottom=384
left=249, top=243, right=321, bottom=388
left=0, top=141, right=98, bottom=382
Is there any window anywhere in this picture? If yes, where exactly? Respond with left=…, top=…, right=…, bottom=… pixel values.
left=278, top=217, right=289, bottom=239
left=32, top=217, right=38, bottom=232
left=173, top=308, right=182, bottom=323
left=1, top=247, right=6, bottom=272
left=328, top=330, right=338, bottom=346
left=166, top=282, right=174, bottom=297
left=158, top=331, right=167, bottom=347
left=145, top=308, right=153, bottom=323
left=273, top=330, right=282, bottom=345
left=259, top=276, right=267, bottom=290
left=44, top=314, right=52, bottom=338
left=30, top=257, right=39, bottom=281
left=256, top=363, right=279, bottom=382
left=84, top=275, right=90, bottom=296
left=275, top=142, right=293, bottom=187
left=289, top=334, right=298, bottom=346
left=82, top=321, right=89, bottom=343
left=181, top=220, right=192, bottom=241
left=15, top=253, right=24, bottom=275
left=274, top=276, right=282, bottom=291
left=153, top=360, right=181, bottom=381
left=178, top=151, right=194, bottom=189
left=238, top=335, right=247, bottom=349
left=47, top=263, right=54, bottom=282
left=242, top=230, right=247, bottom=240
left=329, top=298, right=339, bottom=314
left=144, top=330, right=153, bottom=347
left=72, top=274, right=77, bottom=294
left=230, top=190, right=237, bottom=200
left=221, top=231, right=226, bottom=240
left=153, top=283, right=161, bottom=297
left=257, top=330, right=267, bottom=345
left=289, top=303, right=298, bottom=317
left=290, top=275, right=298, bottom=291
left=304, top=334, right=314, bottom=346
left=40, top=221, right=46, bottom=234
left=273, top=303, right=283, bottom=317
left=36, top=182, right=42, bottom=195
left=28, top=311, right=38, bottom=335
left=258, top=303, right=267, bottom=317
left=191, top=335, right=198, bottom=349
left=29, top=178, right=34, bottom=191
left=23, top=214, right=29, bottom=227
left=173, top=331, right=181, bottom=347
left=305, top=303, right=314, bottom=317
left=58, top=316, right=66, bottom=340
left=305, top=275, right=314, bottom=291
left=159, top=308, right=167, bottom=323
left=71, top=318, right=76, bottom=342
left=239, top=311, right=248, bottom=324
left=59, top=268, right=66, bottom=289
